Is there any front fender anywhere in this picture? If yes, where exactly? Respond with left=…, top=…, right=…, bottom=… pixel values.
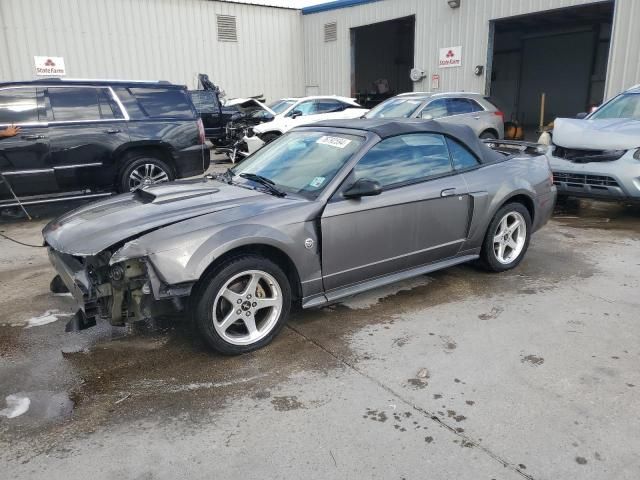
left=147, top=221, right=321, bottom=289
left=189, top=224, right=298, bottom=280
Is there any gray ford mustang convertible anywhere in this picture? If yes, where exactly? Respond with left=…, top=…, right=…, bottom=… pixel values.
left=44, top=119, right=556, bottom=354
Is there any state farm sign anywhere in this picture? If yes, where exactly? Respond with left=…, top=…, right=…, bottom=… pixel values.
left=438, top=46, right=462, bottom=68
left=34, top=56, right=66, bottom=76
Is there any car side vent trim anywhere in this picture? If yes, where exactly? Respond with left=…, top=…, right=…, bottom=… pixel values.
left=324, top=22, right=337, bottom=42
left=217, top=15, right=238, bottom=42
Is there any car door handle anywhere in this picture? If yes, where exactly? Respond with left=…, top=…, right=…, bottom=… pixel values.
left=21, top=134, right=45, bottom=140
left=441, top=188, right=457, bottom=197
left=105, top=128, right=121, bottom=134
left=473, top=116, right=481, bottom=120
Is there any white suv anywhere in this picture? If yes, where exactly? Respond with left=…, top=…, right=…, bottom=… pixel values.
left=252, top=96, right=368, bottom=143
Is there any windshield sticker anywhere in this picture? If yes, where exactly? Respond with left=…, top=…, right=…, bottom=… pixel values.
left=310, top=176, right=326, bottom=188
left=316, top=136, right=352, bottom=149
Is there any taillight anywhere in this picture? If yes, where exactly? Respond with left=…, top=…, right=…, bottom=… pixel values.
left=197, top=118, right=205, bottom=145
left=494, top=110, right=505, bottom=121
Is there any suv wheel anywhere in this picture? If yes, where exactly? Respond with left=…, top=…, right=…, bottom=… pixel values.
left=119, top=153, right=175, bottom=192
left=479, top=203, right=532, bottom=272
left=193, top=255, right=292, bottom=355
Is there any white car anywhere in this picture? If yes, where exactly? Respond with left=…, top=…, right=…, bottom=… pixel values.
left=252, top=96, right=368, bottom=143
left=548, top=84, right=640, bottom=202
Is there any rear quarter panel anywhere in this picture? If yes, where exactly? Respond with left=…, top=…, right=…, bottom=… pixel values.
left=461, top=154, right=555, bottom=250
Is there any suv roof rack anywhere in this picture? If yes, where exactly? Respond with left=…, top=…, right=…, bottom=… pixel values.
left=431, top=91, right=482, bottom=97
left=397, top=91, right=431, bottom=97
left=0, top=79, right=185, bottom=90
left=63, top=78, right=171, bottom=83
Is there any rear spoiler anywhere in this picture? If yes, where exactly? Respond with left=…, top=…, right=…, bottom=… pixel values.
left=483, top=139, right=547, bottom=156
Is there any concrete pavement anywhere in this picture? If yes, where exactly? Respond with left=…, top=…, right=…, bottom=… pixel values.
left=1, top=198, right=639, bottom=479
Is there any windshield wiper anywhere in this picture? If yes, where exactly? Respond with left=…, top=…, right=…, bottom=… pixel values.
left=239, top=173, right=286, bottom=197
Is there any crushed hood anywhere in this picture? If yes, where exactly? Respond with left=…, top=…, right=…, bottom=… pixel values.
left=42, top=178, right=288, bottom=256
left=225, top=98, right=275, bottom=116
left=553, top=117, right=640, bottom=150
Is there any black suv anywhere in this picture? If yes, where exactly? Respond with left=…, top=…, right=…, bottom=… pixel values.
left=0, top=79, right=209, bottom=208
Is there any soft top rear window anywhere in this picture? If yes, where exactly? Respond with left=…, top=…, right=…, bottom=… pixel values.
left=130, top=88, right=194, bottom=119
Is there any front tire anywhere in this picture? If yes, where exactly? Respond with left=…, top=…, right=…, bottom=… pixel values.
left=479, top=203, right=532, bottom=272
left=192, top=255, right=292, bottom=355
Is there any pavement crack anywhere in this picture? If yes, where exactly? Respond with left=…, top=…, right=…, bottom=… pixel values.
left=286, top=323, right=535, bottom=480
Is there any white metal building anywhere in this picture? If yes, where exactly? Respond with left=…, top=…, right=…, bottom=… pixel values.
left=0, top=0, right=305, bottom=100
left=302, top=0, right=639, bottom=126
left=1, top=0, right=639, bottom=125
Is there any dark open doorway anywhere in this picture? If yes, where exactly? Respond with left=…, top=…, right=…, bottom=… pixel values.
left=351, top=15, right=415, bottom=108
left=489, top=2, right=613, bottom=134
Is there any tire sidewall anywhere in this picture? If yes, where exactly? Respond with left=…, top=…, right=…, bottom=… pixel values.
left=481, top=203, right=532, bottom=272
left=118, top=155, right=174, bottom=193
left=193, top=255, right=292, bottom=355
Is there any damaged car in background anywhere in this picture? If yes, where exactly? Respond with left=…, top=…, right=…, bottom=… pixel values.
left=188, top=73, right=275, bottom=148
left=43, top=119, right=556, bottom=355
left=217, top=95, right=372, bottom=162
left=549, top=84, right=640, bottom=202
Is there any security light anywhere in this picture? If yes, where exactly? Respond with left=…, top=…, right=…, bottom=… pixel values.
left=447, top=0, right=461, bottom=8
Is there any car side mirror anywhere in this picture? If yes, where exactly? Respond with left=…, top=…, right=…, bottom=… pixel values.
left=290, top=110, right=303, bottom=119
left=343, top=178, right=382, bottom=199
left=576, top=112, right=588, bottom=119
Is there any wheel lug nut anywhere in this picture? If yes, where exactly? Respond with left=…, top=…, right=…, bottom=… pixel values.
left=252, top=302, right=257, bottom=307
left=247, top=294, right=252, bottom=299
left=237, top=299, right=242, bottom=304
left=245, top=312, right=251, bottom=316
left=236, top=310, right=241, bottom=314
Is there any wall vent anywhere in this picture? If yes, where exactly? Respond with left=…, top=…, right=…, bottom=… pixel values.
left=324, top=22, right=337, bottom=42
left=217, top=15, right=238, bottom=42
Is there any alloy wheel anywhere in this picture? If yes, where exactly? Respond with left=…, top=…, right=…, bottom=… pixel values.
left=128, top=163, right=170, bottom=191
left=492, top=211, right=527, bottom=264
left=212, top=270, right=283, bottom=346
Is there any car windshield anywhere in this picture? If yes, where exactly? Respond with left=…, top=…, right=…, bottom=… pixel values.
left=231, top=130, right=364, bottom=199
left=268, top=99, right=296, bottom=115
left=589, top=93, right=640, bottom=120
left=365, top=98, right=423, bottom=119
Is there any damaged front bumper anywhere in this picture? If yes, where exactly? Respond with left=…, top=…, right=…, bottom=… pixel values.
left=48, top=248, right=189, bottom=330
left=549, top=148, right=640, bottom=201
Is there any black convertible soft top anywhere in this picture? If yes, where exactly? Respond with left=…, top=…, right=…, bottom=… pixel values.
left=308, top=118, right=503, bottom=164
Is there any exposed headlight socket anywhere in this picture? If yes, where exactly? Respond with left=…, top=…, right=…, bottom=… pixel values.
left=109, top=264, right=125, bottom=282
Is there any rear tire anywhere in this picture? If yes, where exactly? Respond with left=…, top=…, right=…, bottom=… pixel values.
left=192, top=255, right=292, bottom=355
left=260, top=132, right=280, bottom=144
left=479, top=130, right=498, bottom=140
left=118, top=153, right=175, bottom=192
left=479, top=203, right=532, bottom=272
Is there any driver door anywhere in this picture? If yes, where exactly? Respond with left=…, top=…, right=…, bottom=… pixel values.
left=320, top=133, right=471, bottom=293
